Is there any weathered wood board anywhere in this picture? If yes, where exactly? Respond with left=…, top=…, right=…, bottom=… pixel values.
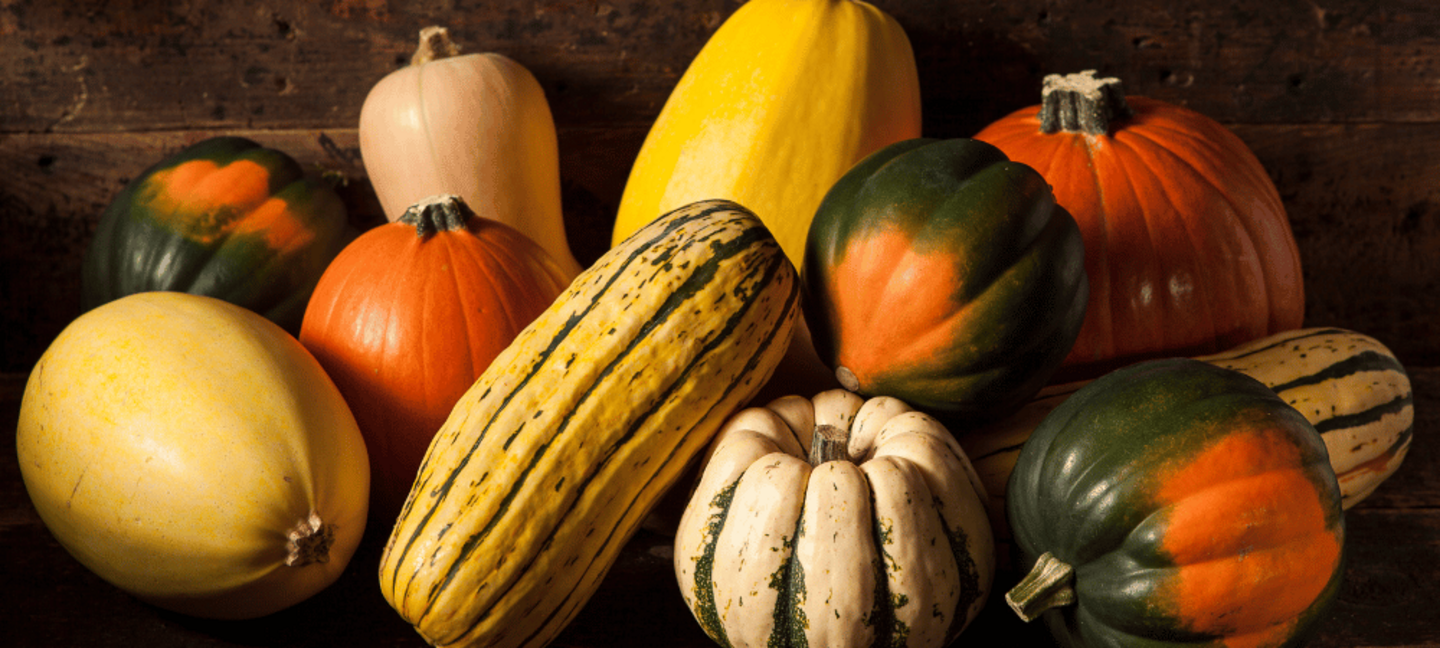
left=2, top=0, right=1438, bottom=646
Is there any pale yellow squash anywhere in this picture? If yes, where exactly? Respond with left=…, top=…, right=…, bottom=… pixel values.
left=612, top=0, right=922, bottom=268
left=16, top=291, right=370, bottom=619
left=359, top=26, right=581, bottom=278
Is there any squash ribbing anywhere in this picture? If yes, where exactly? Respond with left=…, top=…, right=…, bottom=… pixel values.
left=379, top=199, right=799, bottom=648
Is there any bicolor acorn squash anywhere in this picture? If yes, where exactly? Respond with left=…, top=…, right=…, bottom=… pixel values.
left=80, top=136, right=352, bottom=333
left=1006, top=358, right=1344, bottom=647
left=960, top=327, right=1413, bottom=566
left=298, top=194, right=571, bottom=520
left=612, top=0, right=921, bottom=269
left=380, top=199, right=798, bottom=648
left=675, top=389, right=994, bottom=648
left=974, top=71, right=1304, bottom=381
left=802, top=137, right=1088, bottom=424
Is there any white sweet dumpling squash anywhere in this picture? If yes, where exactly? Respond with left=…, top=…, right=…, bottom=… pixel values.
left=675, top=389, right=995, bottom=648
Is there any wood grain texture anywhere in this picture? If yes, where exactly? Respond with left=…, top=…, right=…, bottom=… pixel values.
left=1, top=2, right=1437, bottom=644
left=5, top=0, right=1439, bottom=134
left=1236, top=123, right=1440, bottom=367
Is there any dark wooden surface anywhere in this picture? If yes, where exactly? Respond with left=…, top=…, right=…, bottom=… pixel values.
left=3, top=0, right=1439, bottom=646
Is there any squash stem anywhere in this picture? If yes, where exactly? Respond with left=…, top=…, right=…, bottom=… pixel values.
left=412, top=25, right=461, bottom=66
left=1005, top=551, right=1077, bottom=622
left=808, top=424, right=851, bottom=465
left=1039, top=70, right=1133, bottom=135
left=401, top=194, right=473, bottom=237
left=285, top=511, right=337, bottom=568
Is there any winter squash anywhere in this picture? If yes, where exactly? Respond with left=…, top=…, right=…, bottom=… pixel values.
left=802, top=137, right=1088, bottom=424
left=380, top=199, right=798, bottom=648
left=80, top=136, right=352, bottom=334
left=961, top=327, right=1412, bottom=566
left=1006, top=358, right=1344, bottom=647
left=675, top=389, right=994, bottom=648
left=974, top=70, right=1304, bottom=381
left=298, top=194, right=571, bottom=520
left=611, top=0, right=921, bottom=268
left=358, top=26, right=581, bottom=278
left=17, top=291, right=369, bottom=619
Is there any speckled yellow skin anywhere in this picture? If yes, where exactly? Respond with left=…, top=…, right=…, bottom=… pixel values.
left=16, top=291, right=369, bottom=619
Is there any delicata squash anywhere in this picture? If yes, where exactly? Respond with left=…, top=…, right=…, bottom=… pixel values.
left=379, top=199, right=799, bottom=648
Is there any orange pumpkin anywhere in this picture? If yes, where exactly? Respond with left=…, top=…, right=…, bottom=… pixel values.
left=299, top=194, right=570, bottom=519
left=974, top=71, right=1304, bottom=381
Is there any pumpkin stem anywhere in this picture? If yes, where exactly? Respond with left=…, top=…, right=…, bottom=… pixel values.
left=1039, top=70, right=1134, bottom=135
left=401, top=194, right=473, bottom=238
left=284, top=511, right=337, bottom=568
left=808, top=423, right=851, bottom=465
left=1005, top=551, right=1077, bottom=622
left=412, top=25, right=462, bottom=66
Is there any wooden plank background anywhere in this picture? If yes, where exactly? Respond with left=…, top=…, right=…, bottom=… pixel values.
left=5, top=0, right=1440, bottom=374
left=3, top=1, right=1439, bottom=646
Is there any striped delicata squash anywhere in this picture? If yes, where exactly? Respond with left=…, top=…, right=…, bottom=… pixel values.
left=675, top=389, right=995, bottom=648
left=379, top=199, right=800, bottom=648
left=958, top=327, right=1414, bottom=559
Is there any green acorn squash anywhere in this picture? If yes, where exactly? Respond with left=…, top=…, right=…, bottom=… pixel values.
left=1006, top=358, right=1345, bottom=648
left=81, top=136, right=352, bottom=333
left=801, top=137, right=1088, bottom=424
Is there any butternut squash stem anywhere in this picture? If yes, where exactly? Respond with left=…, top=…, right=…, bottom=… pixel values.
left=285, top=511, right=337, bottom=567
left=401, top=194, right=472, bottom=237
left=412, top=25, right=461, bottom=66
left=809, top=423, right=851, bottom=465
left=1039, top=70, right=1134, bottom=135
left=1005, top=551, right=1077, bottom=622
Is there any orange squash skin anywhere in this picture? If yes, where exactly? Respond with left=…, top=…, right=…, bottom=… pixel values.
left=299, top=196, right=570, bottom=519
left=975, top=80, right=1304, bottom=382
left=81, top=136, right=352, bottom=333
left=1007, top=358, right=1344, bottom=648
left=802, top=137, right=1088, bottom=424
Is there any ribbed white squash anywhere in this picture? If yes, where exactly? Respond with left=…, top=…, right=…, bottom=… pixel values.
left=675, top=389, right=994, bottom=647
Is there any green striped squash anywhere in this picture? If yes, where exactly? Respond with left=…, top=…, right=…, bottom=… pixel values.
left=378, top=199, right=799, bottom=648
left=675, top=389, right=994, bottom=648
left=959, top=327, right=1413, bottom=562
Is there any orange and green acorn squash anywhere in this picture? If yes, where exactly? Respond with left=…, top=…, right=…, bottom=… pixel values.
left=81, top=136, right=352, bottom=333
left=801, top=137, right=1088, bottom=424
left=1005, top=358, right=1345, bottom=648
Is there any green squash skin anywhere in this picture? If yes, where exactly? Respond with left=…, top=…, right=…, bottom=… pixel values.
left=1007, top=358, right=1345, bottom=648
left=801, top=137, right=1088, bottom=426
left=81, top=137, right=351, bottom=333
